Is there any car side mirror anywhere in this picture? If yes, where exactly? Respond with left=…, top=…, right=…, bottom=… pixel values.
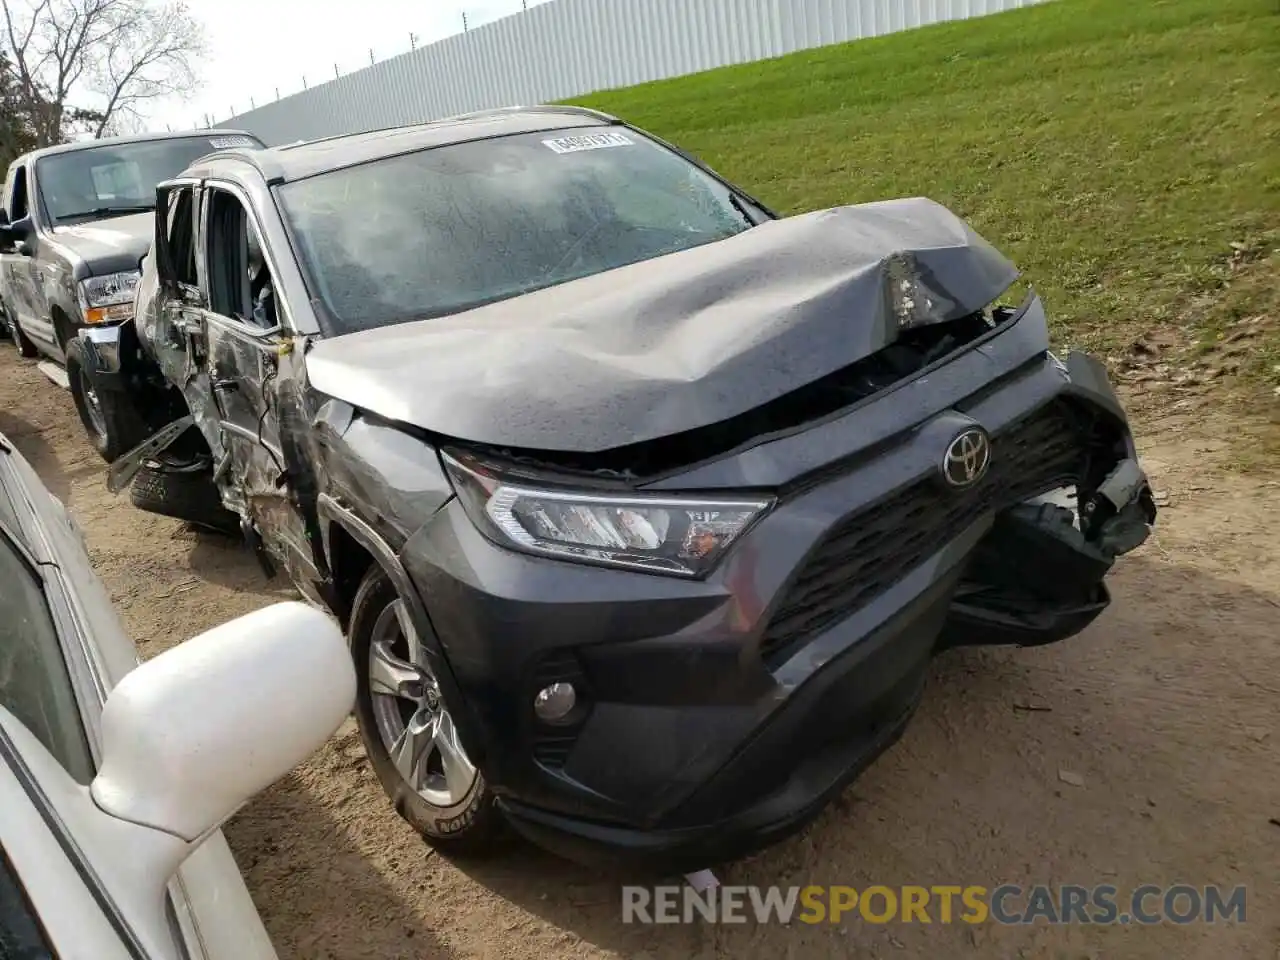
left=91, top=601, right=354, bottom=846
left=4, top=216, right=33, bottom=255
left=0, top=223, right=13, bottom=253
left=93, top=602, right=352, bottom=949
left=0, top=601, right=353, bottom=960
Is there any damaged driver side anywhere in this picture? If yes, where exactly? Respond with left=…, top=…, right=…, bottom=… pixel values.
left=183, top=184, right=319, bottom=582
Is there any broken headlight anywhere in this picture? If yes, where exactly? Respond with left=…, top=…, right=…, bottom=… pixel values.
left=77, top=270, right=140, bottom=325
left=442, top=452, right=772, bottom=577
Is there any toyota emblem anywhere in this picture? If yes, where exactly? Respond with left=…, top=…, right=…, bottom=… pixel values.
left=942, top=428, right=992, bottom=488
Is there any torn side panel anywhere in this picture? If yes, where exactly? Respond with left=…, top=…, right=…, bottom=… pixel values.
left=136, top=269, right=226, bottom=464
left=311, top=399, right=454, bottom=549
left=197, top=323, right=324, bottom=584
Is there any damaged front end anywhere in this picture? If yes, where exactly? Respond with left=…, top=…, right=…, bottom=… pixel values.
left=303, top=196, right=1159, bottom=696
left=941, top=382, right=1158, bottom=651
left=369, top=277, right=1158, bottom=857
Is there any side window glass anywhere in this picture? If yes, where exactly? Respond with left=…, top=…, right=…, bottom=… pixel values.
left=165, top=188, right=198, bottom=289
left=0, top=848, right=54, bottom=960
left=10, top=168, right=29, bottom=221
left=206, top=189, right=278, bottom=329
left=0, top=525, right=94, bottom=785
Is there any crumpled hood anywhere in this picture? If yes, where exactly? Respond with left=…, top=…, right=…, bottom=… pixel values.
left=305, top=197, right=1018, bottom=453
left=52, top=212, right=152, bottom=275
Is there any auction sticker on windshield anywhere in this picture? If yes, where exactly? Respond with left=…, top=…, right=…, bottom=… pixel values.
left=542, top=131, right=635, bottom=154
left=209, top=136, right=257, bottom=149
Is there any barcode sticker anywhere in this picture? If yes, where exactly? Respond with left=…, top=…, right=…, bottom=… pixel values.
left=209, top=136, right=257, bottom=149
left=542, top=131, right=635, bottom=154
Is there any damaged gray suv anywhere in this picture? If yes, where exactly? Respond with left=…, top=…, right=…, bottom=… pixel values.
left=74, top=106, right=1157, bottom=871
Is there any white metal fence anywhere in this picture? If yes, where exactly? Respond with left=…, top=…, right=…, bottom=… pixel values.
left=222, top=0, right=1050, bottom=145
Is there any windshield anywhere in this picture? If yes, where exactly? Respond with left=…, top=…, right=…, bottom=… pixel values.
left=276, top=127, right=760, bottom=335
left=36, top=134, right=261, bottom=224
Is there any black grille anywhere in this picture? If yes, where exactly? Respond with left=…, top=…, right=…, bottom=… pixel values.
left=532, top=731, right=578, bottom=768
left=759, top=401, right=1086, bottom=665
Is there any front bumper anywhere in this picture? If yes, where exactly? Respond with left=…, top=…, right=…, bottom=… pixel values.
left=497, top=572, right=954, bottom=873
left=397, top=299, right=1154, bottom=870
left=76, top=323, right=130, bottom=388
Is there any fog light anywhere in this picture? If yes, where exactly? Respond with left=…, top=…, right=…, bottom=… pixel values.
left=533, top=682, right=576, bottom=722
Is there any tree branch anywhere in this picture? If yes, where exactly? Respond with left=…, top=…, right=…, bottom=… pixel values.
left=1, top=0, right=203, bottom=144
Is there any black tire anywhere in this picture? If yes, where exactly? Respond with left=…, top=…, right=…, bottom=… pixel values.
left=129, top=462, right=240, bottom=534
left=65, top=338, right=148, bottom=462
left=3, top=305, right=37, bottom=358
left=350, top=565, right=501, bottom=856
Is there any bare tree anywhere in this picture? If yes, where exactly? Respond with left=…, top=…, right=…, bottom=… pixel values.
left=1, top=0, right=203, bottom=145
left=89, top=0, right=201, bottom=136
left=1, top=51, right=38, bottom=166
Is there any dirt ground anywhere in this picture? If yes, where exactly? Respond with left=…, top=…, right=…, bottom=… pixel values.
left=0, top=348, right=1276, bottom=959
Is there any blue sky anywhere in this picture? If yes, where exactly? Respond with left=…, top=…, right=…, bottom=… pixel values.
left=153, top=0, right=552, bottom=130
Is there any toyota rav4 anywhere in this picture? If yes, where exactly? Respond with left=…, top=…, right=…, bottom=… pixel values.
left=75, top=106, right=1156, bottom=871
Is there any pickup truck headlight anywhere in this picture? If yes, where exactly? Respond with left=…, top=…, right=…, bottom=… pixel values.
left=443, top=451, right=772, bottom=577
left=77, top=270, right=141, bottom=325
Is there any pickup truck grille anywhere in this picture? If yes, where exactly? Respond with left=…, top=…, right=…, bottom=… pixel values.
left=759, top=401, right=1085, bottom=665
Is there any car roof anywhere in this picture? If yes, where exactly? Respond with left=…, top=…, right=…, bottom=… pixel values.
left=185, top=105, right=621, bottom=185
left=17, top=129, right=262, bottom=164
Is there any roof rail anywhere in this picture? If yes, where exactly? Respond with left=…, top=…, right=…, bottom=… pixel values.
left=273, top=103, right=618, bottom=153
left=435, top=103, right=619, bottom=124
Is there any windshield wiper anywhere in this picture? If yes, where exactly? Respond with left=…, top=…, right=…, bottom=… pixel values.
left=727, top=192, right=757, bottom=228
left=57, top=204, right=153, bottom=223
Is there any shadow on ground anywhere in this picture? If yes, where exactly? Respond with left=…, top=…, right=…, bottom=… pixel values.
left=225, top=721, right=460, bottom=960
left=182, top=525, right=296, bottom=596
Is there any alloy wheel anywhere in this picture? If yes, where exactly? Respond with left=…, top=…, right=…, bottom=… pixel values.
left=367, top=598, right=478, bottom=806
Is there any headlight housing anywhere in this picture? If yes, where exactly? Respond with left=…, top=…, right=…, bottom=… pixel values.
left=443, top=452, right=772, bottom=577
left=77, top=270, right=140, bottom=325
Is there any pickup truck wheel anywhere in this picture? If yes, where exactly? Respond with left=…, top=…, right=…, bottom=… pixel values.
left=3, top=306, right=37, bottom=358
left=65, top=338, right=147, bottom=461
left=350, top=566, right=502, bottom=857
left=129, top=462, right=240, bottom=534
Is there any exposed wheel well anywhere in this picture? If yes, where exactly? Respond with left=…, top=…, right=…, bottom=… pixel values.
left=327, top=521, right=376, bottom=630
left=51, top=304, right=75, bottom=349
